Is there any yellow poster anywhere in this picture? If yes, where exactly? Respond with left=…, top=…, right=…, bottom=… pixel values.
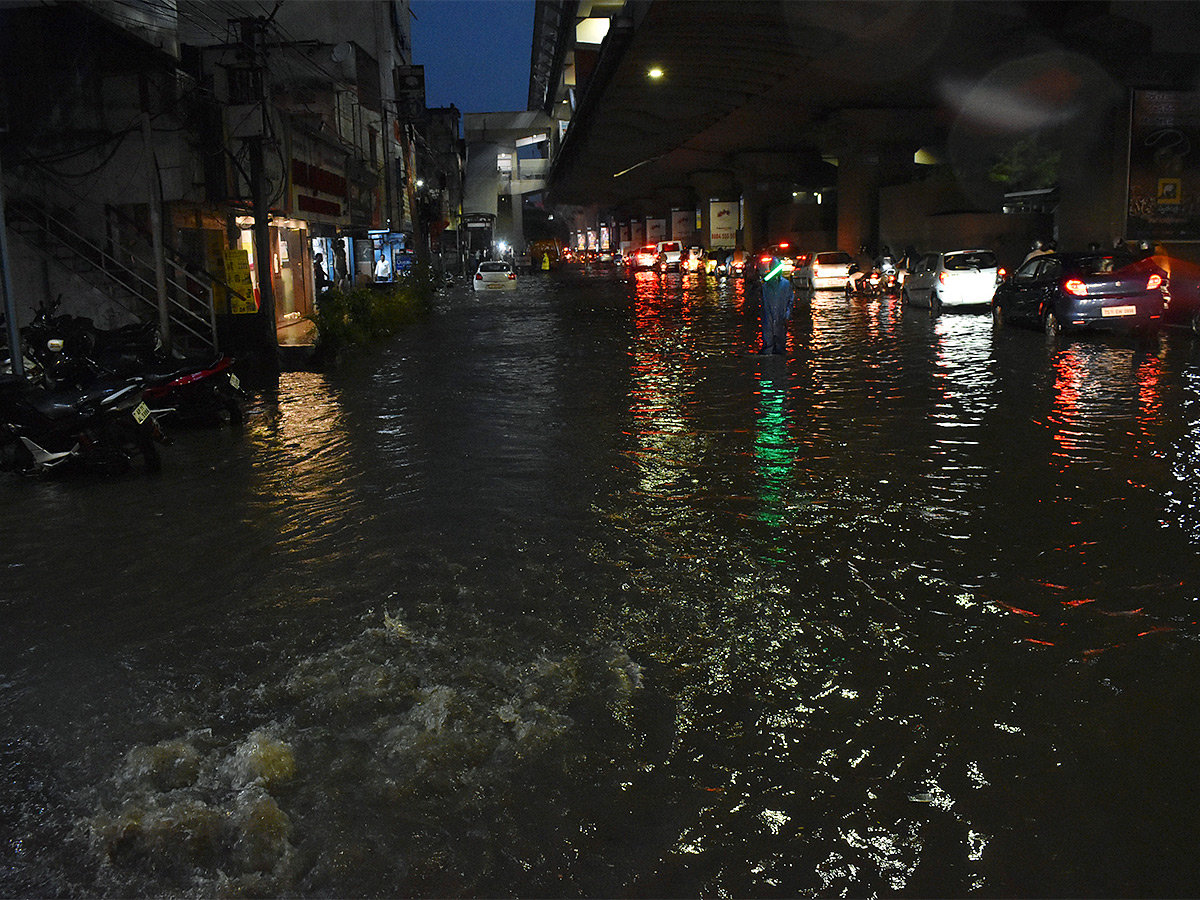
left=224, top=249, right=257, bottom=314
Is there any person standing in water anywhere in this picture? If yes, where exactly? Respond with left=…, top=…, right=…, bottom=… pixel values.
left=758, top=251, right=794, bottom=355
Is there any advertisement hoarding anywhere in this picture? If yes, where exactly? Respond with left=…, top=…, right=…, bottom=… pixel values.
left=710, top=200, right=737, bottom=247
left=672, top=209, right=692, bottom=242
left=1129, top=90, right=1200, bottom=241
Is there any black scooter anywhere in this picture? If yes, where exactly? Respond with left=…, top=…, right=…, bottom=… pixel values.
left=0, top=372, right=165, bottom=475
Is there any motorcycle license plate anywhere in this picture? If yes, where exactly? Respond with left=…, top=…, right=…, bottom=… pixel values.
left=229, top=373, right=241, bottom=390
left=132, top=402, right=151, bottom=425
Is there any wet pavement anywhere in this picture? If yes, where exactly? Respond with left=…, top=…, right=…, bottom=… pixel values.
left=5, top=266, right=1200, bottom=897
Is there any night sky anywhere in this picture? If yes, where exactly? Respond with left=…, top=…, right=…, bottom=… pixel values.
left=410, top=0, right=536, bottom=114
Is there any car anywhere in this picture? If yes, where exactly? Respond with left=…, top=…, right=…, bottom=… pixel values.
left=632, top=244, right=658, bottom=269
left=794, top=250, right=854, bottom=290
left=753, top=243, right=801, bottom=281
left=655, top=240, right=683, bottom=271
left=991, top=251, right=1166, bottom=335
left=473, top=260, right=517, bottom=292
left=902, top=249, right=1002, bottom=312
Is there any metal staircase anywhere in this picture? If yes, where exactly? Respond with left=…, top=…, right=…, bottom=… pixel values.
left=6, top=199, right=220, bottom=353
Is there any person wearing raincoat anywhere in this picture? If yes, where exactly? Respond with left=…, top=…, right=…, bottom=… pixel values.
left=758, top=251, right=794, bottom=354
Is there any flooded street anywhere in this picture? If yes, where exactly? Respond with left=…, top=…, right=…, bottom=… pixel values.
left=6, top=267, right=1200, bottom=897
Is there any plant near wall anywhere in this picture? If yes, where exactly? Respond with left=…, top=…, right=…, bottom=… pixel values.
left=307, top=267, right=434, bottom=365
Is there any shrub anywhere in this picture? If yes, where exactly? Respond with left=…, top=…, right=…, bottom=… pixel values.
left=308, top=268, right=434, bottom=362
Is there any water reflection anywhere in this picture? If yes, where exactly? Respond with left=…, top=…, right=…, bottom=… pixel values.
left=752, top=368, right=793, bottom=530
left=248, top=372, right=361, bottom=551
left=1044, top=341, right=1165, bottom=468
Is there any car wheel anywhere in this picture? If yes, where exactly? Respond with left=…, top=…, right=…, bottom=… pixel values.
left=1044, top=309, right=1062, bottom=337
left=930, top=292, right=942, bottom=316
left=992, top=304, right=1005, bottom=327
left=901, top=287, right=911, bottom=306
left=1191, top=310, right=1200, bottom=336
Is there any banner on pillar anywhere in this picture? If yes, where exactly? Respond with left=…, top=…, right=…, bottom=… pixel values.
left=1128, top=90, right=1200, bottom=241
left=631, top=221, right=646, bottom=246
left=671, top=209, right=692, bottom=241
left=620, top=223, right=631, bottom=245
left=646, top=218, right=666, bottom=242
left=710, top=200, right=737, bottom=247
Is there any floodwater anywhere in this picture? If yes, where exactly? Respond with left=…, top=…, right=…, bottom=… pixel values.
left=5, top=267, right=1200, bottom=898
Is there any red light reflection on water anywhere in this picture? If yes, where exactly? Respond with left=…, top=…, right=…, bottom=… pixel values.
left=1046, top=345, right=1164, bottom=464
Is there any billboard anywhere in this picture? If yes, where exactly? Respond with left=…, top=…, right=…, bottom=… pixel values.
left=672, top=209, right=692, bottom=241
left=710, top=200, right=737, bottom=247
left=631, top=221, right=646, bottom=246
left=646, top=218, right=666, bottom=242
left=1128, top=90, right=1200, bottom=241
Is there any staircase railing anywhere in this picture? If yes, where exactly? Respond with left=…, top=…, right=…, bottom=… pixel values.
left=6, top=200, right=220, bottom=351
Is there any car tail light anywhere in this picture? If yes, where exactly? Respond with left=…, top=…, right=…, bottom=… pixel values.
left=507, top=272, right=516, bottom=280
left=1147, top=273, right=1163, bottom=290
left=997, top=267, right=1006, bottom=281
left=939, top=271, right=948, bottom=284
left=760, top=255, right=772, bottom=265
left=1064, top=278, right=1088, bottom=296
left=475, top=272, right=483, bottom=280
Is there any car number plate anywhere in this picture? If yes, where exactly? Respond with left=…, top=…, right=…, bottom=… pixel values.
left=1102, top=305, right=1137, bottom=317
left=132, top=401, right=151, bottom=424
left=229, top=373, right=240, bottom=390
left=486, top=283, right=504, bottom=289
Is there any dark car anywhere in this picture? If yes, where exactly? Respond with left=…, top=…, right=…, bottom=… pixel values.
left=991, top=252, right=1166, bottom=336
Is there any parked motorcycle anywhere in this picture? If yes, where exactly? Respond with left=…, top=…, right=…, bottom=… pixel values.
left=0, top=372, right=165, bottom=475
left=845, top=262, right=898, bottom=298
left=23, top=299, right=244, bottom=426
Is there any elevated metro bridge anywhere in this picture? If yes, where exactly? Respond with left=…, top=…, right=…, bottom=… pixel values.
left=532, top=0, right=1200, bottom=263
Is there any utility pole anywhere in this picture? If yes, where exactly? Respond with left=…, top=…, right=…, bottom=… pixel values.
left=239, top=17, right=279, bottom=377
left=0, top=152, right=22, bottom=377
left=141, top=108, right=170, bottom=348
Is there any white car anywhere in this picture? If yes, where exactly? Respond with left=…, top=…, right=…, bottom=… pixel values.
left=473, top=260, right=517, bottom=292
left=902, top=250, right=1001, bottom=311
left=794, top=250, right=854, bottom=290
left=655, top=240, right=683, bottom=271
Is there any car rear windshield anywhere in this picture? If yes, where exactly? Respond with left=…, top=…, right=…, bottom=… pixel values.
left=944, top=251, right=997, bottom=270
left=479, top=262, right=510, bottom=272
left=1072, top=255, right=1128, bottom=275
left=661, top=242, right=681, bottom=251
left=816, top=251, right=852, bottom=264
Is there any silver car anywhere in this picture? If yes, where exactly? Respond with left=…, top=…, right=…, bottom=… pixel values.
left=902, top=249, right=1001, bottom=312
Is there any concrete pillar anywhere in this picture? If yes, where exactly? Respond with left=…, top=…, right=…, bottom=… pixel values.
left=837, top=150, right=876, bottom=254
left=690, top=170, right=736, bottom=249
